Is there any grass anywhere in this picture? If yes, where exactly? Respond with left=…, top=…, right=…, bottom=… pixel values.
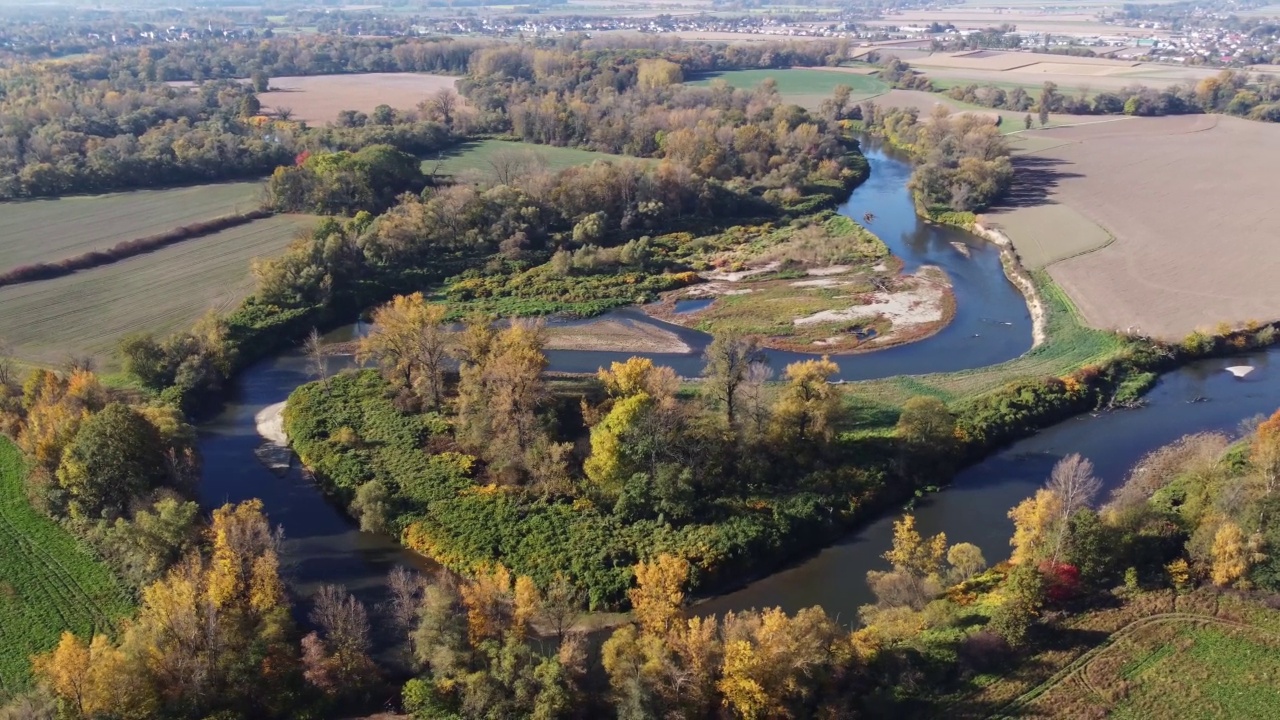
left=983, top=204, right=1115, bottom=270
left=0, top=214, right=314, bottom=368
left=687, top=69, right=888, bottom=107
left=425, top=139, right=636, bottom=180
left=850, top=271, right=1129, bottom=424
left=0, top=182, right=264, bottom=272
left=0, top=438, right=131, bottom=696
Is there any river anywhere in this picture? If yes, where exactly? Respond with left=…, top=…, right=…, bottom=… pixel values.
left=196, top=141, right=1278, bottom=624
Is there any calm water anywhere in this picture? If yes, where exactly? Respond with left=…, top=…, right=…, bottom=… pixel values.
left=195, top=141, right=1277, bottom=625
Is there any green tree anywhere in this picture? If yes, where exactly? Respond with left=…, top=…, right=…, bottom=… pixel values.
left=990, top=563, right=1045, bottom=646
left=250, top=70, right=270, bottom=93
left=240, top=94, right=261, bottom=118
left=57, top=404, right=167, bottom=518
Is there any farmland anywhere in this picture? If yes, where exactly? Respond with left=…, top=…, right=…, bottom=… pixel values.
left=0, top=182, right=263, bottom=272
left=0, top=438, right=131, bottom=696
left=427, top=138, right=636, bottom=180
left=257, top=73, right=459, bottom=124
left=688, top=68, right=888, bottom=108
left=986, top=114, right=1280, bottom=339
left=0, top=215, right=313, bottom=366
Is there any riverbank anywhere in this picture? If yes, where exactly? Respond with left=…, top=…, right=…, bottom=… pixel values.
left=975, top=223, right=1048, bottom=348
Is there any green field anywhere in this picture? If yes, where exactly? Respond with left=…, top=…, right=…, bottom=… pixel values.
left=0, top=182, right=264, bottom=272
left=0, top=438, right=131, bottom=696
left=983, top=204, right=1114, bottom=270
left=425, top=139, right=635, bottom=181
left=0, top=214, right=313, bottom=366
left=688, top=68, right=888, bottom=107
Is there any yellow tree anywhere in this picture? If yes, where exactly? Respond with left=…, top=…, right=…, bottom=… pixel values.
left=718, top=640, right=768, bottom=720
left=1008, top=488, right=1063, bottom=565
left=32, top=632, right=133, bottom=720
left=459, top=564, right=514, bottom=645
left=358, top=292, right=452, bottom=409
left=629, top=554, right=690, bottom=639
left=1211, top=521, right=1248, bottom=587
left=883, top=515, right=947, bottom=578
left=1251, top=409, right=1280, bottom=495
left=769, top=357, right=842, bottom=448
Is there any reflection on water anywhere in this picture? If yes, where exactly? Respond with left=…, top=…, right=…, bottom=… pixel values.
left=673, top=298, right=715, bottom=315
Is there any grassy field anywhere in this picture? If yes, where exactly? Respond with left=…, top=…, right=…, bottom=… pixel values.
left=972, top=589, right=1280, bottom=719
left=688, top=68, right=888, bottom=107
left=0, top=182, right=264, bottom=272
left=0, top=438, right=131, bottom=696
left=0, top=214, right=313, bottom=367
left=426, top=139, right=636, bottom=180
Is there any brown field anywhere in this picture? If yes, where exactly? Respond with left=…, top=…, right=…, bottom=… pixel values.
left=988, top=114, right=1280, bottom=339
left=882, top=50, right=1228, bottom=93
left=257, top=73, right=460, bottom=124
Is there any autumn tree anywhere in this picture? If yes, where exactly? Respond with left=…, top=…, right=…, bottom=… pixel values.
left=769, top=356, right=842, bottom=450
left=32, top=632, right=137, bottom=720
left=304, top=327, right=329, bottom=391
left=1008, top=488, right=1062, bottom=565
left=947, top=542, right=987, bottom=583
left=636, top=58, right=683, bottom=90
left=896, top=395, right=956, bottom=476
left=1211, top=521, right=1249, bottom=587
left=358, top=293, right=453, bottom=409
left=629, top=554, right=690, bottom=639
left=989, top=563, right=1045, bottom=646
left=1251, top=409, right=1280, bottom=495
left=884, top=515, right=947, bottom=578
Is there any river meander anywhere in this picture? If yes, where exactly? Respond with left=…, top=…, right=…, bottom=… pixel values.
left=196, top=140, right=1278, bottom=625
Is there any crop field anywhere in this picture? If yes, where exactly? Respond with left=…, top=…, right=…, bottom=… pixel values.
left=0, top=182, right=263, bottom=272
left=980, top=194, right=1113, bottom=270
left=427, top=139, right=636, bottom=180
left=688, top=68, right=888, bottom=107
left=998, top=114, right=1280, bottom=339
left=0, top=438, right=131, bottom=695
left=0, top=215, right=313, bottom=366
left=257, top=73, right=459, bottom=124
left=901, top=51, right=1223, bottom=92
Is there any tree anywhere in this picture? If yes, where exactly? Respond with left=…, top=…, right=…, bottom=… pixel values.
left=1037, top=102, right=1049, bottom=127
left=372, top=103, right=395, bottom=125
left=57, top=403, right=167, bottom=518
left=351, top=480, right=390, bottom=533
left=1045, top=453, right=1101, bottom=562
left=990, top=563, right=1045, bottom=646
left=1211, top=521, right=1249, bottom=587
left=32, top=632, right=132, bottom=720
left=769, top=356, right=842, bottom=449
left=426, top=88, right=459, bottom=128
left=884, top=515, right=947, bottom=578
left=636, top=59, right=683, bottom=90
left=250, top=70, right=269, bottom=93
left=307, top=584, right=376, bottom=696
left=896, top=395, right=956, bottom=476
left=1251, top=409, right=1280, bottom=495
left=358, top=293, right=452, bottom=409
left=240, top=94, right=261, bottom=118
left=702, top=330, right=765, bottom=431
left=947, top=542, right=988, bottom=583
left=304, top=327, right=328, bottom=390
left=1008, top=488, right=1062, bottom=565
left=1024, top=113, right=1033, bottom=130
left=629, top=554, right=690, bottom=638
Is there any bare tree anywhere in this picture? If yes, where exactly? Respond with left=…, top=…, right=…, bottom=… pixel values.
left=275, top=106, right=294, bottom=121
left=702, top=330, right=765, bottom=431
left=386, top=567, right=426, bottom=633
left=0, top=336, right=14, bottom=387
left=1047, top=453, right=1101, bottom=562
left=304, top=327, right=329, bottom=391
left=428, top=88, right=459, bottom=129
left=539, top=572, right=584, bottom=643
left=310, top=584, right=372, bottom=659
left=487, top=149, right=544, bottom=186
left=739, top=361, right=775, bottom=439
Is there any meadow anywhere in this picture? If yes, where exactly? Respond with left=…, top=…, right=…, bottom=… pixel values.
left=0, top=215, right=313, bottom=366
left=426, top=138, right=636, bottom=180
left=0, top=438, right=131, bottom=696
left=0, top=182, right=264, bottom=272
left=976, top=589, right=1280, bottom=719
left=688, top=68, right=888, bottom=107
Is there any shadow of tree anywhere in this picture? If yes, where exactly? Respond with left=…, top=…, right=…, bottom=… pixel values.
left=997, top=156, right=1085, bottom=210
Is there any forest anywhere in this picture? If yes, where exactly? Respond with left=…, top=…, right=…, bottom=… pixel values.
left=3, top=31, right=1280, bottom=720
